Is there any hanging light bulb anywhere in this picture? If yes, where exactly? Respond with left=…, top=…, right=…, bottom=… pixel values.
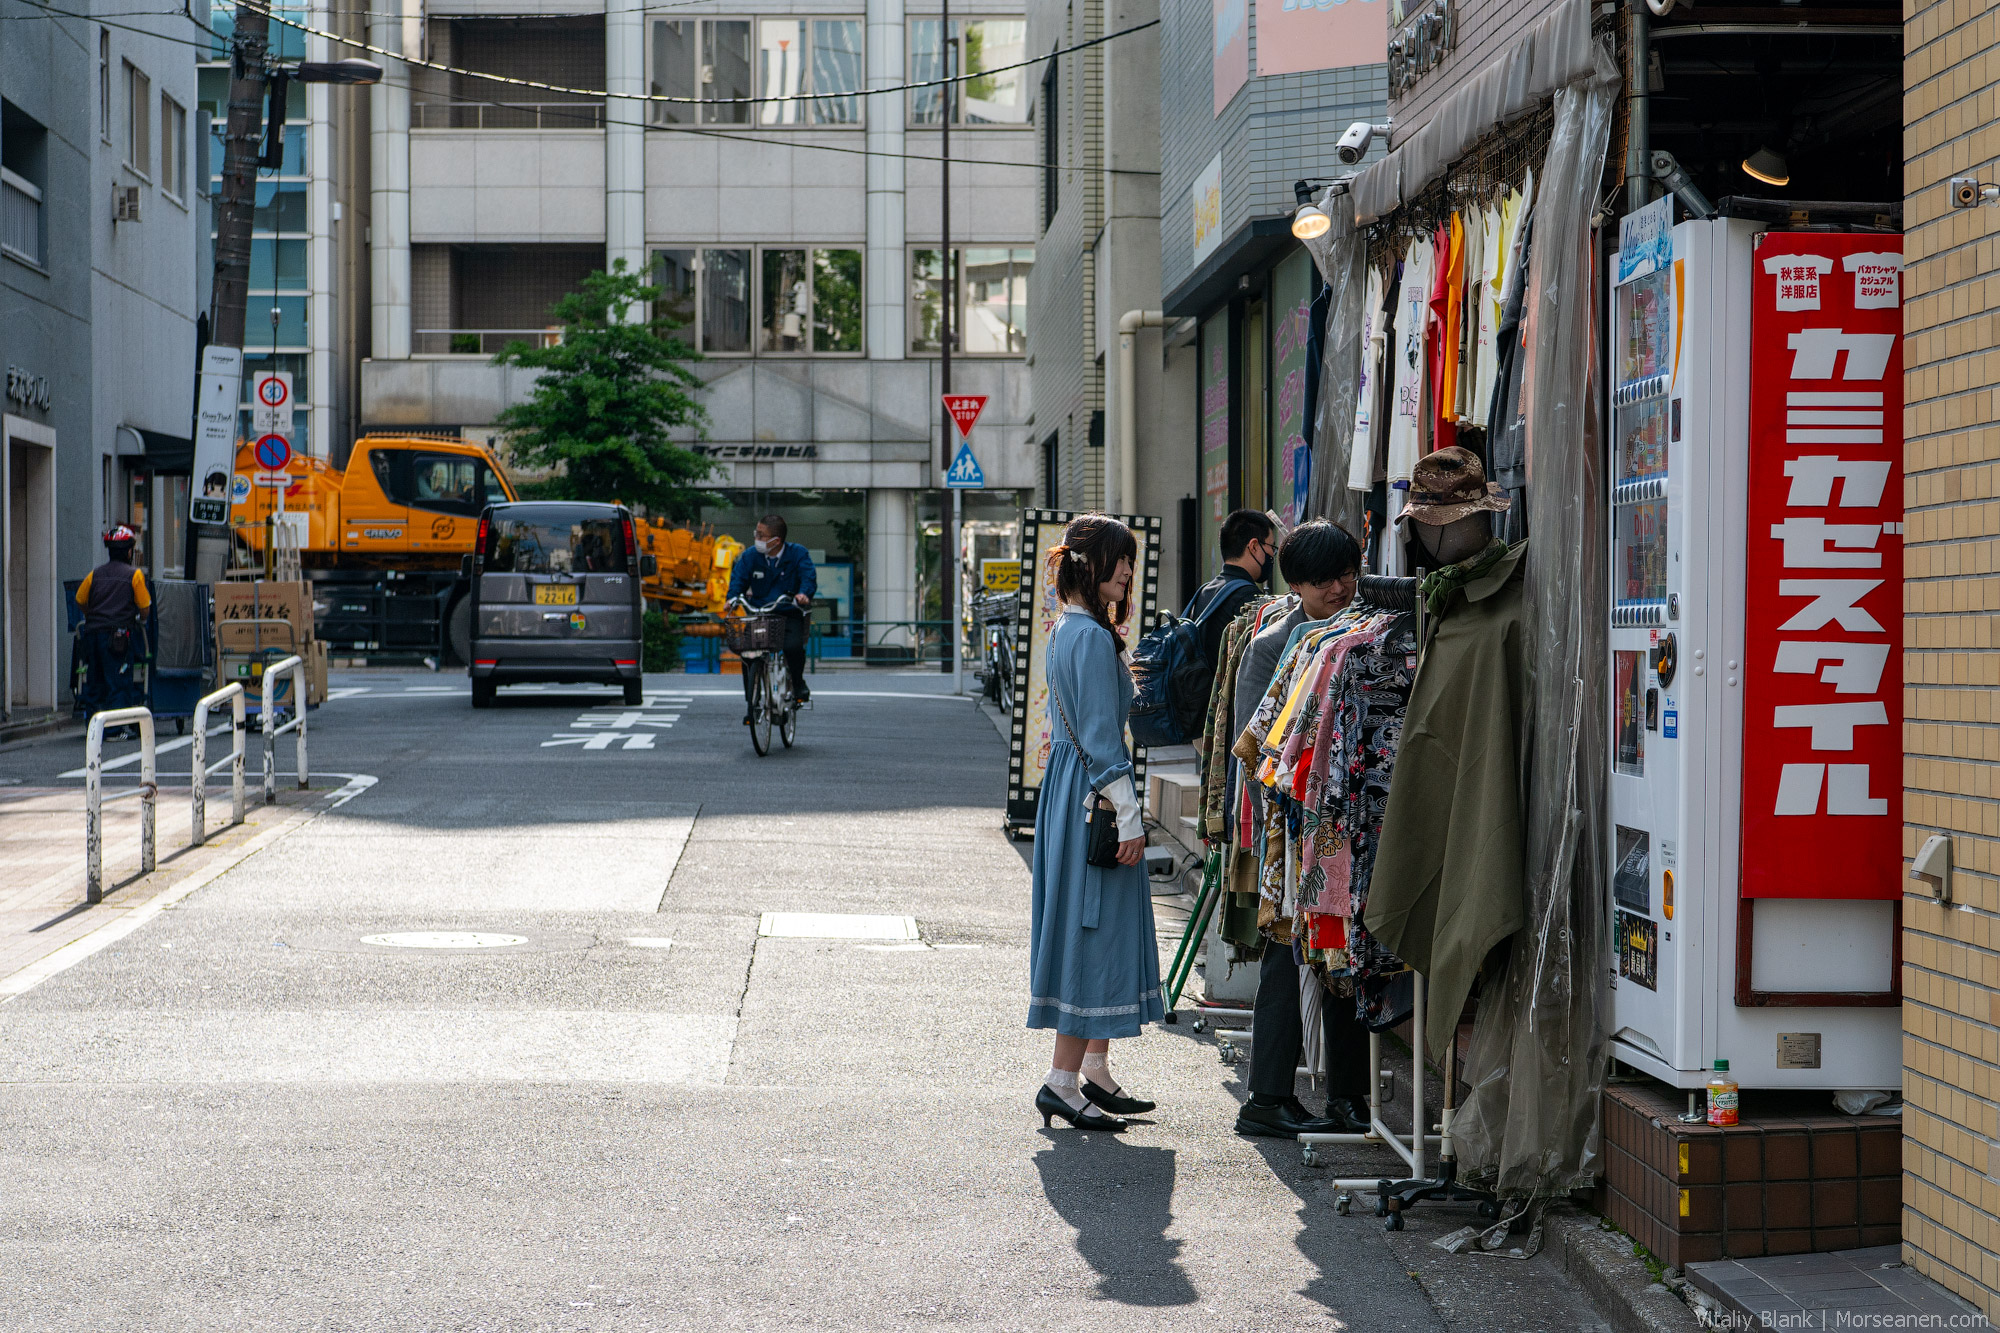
left=1741, top=146, right=1790, bottom=187
left=1291, top=179, right=1331, bottom=241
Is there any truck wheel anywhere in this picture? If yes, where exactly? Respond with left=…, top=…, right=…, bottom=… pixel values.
left=471, top=678, right=495, bottom=709
left=445, top=593, right=472, bottom=667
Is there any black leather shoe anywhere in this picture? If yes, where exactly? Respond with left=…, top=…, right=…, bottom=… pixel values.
left=1037, top=1085, right=1128, bottom=1131
left=1317, top=1097, right=1372, bottom=1134
left=1235, top=1096, right=1346, bottom=1140
left=1082, top=1080, right=1156, bottom=1116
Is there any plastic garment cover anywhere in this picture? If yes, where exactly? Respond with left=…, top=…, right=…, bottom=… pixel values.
left=1452, top=37, right=1618, bottom=1198
left=1304, top=203, right=1369, bottom=537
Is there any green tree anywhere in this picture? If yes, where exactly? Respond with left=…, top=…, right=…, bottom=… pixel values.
left=493, top=259, right=716, bottom=520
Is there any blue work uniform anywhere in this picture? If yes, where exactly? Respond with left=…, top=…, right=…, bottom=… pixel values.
left=727, top=541, right=817, bottom=705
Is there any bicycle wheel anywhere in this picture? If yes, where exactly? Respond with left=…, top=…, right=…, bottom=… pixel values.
left=778, top=670, right=796, bottom=748
left=748, top=661, right=773, bottom=755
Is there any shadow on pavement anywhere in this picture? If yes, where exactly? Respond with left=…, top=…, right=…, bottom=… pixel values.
left=1032, top=1130, right=1200, bottom=1307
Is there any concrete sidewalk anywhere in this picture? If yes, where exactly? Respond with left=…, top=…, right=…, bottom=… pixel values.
left=0, top=779, right=325, bottom=991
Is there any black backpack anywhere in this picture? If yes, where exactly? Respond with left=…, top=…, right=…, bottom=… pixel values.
left=1128, top=576, right=1253, bottom=748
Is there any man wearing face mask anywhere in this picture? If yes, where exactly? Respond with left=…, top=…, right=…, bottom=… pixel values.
left=727, top=514, right=817, bottom=721
left=1182, top=509, right=1276, bottom=677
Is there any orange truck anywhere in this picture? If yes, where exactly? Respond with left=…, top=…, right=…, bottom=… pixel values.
left=232, top=433, right=734, bottom=662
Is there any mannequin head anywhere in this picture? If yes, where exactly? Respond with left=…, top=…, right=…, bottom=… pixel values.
left=1398, top=446, right=1510, bottom=568
left=1411, top=512, right=1493, bottom=567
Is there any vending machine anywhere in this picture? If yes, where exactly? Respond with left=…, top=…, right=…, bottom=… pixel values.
left=1607, top=216, right=1904, bottom=1092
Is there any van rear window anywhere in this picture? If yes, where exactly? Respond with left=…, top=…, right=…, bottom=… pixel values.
left=485, top=513, right=628, bottom=574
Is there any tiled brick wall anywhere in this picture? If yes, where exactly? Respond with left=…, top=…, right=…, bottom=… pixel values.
left=1904, top=0, right=2000, bottom=1317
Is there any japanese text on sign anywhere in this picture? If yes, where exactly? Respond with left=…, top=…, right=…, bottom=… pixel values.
left=1740, top=232, right=1903, bottom=900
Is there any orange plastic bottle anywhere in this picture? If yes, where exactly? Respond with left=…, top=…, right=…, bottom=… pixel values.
left=1706, top=1058, right=1739, bottom=1127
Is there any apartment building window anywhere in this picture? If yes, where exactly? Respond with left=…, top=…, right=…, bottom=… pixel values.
left=910, top=247, right=1033, bottom=355
left=654, top=247, right=863, bottom=355
left=1, top=101, right=48, bottom=268
left=160, top=96, right=188, bottom=201
left=1039, top=60, right=1058, bottom=230
left=125, top=62, right=151, bottom=177
left=99, top=30, right=111, bottom=140
left=652, top=18, right=862, bottom=127
left=417, top=18, right=607, bottom=130
left=909, top=19, right=1029, bottom=125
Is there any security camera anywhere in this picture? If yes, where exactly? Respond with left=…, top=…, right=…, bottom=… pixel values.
left=1336, top=122, right=1376, bottom=166
left=1950, top=177, right=1999, bottom=209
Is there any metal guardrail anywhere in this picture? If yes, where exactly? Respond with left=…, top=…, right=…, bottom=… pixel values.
left=85, top=707, right=155, bottom=904
left=191, top=683, right=247, bottom=845
left=261, top=656, right=309, bottom=804
left=411, top=101, right=606, bottom=130
left=685, top=618, right=956, bottom=672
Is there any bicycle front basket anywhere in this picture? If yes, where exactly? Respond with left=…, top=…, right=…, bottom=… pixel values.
left=723, top=614, right=788, bottom=654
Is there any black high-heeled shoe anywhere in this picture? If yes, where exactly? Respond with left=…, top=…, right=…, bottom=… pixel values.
left=1082, top=1080, right=1156, bottom=1116
left=1036, top=1085, right=1128, bottom=1131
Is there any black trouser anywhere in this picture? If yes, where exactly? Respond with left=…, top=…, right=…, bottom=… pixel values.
left=80, top=626, right=143, bottom=717
left=741, top=612, right=808, bottom=707
left=1248, top=939, right=1372, bottom=1104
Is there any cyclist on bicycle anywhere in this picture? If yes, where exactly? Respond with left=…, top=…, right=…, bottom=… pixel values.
left=727, top=514, right=816, bottom=722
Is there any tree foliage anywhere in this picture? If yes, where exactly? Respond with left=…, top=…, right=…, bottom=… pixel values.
left=493, top=260, right=716, bottom=520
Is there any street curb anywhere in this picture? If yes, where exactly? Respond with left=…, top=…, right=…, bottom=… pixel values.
left=1553, top=1213, right=1705, bottom=1333
left=0, top=773, right=376, bottom=1003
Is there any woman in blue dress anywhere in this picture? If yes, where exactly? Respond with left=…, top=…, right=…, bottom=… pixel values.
left=1029, top=514, right=1163, bottom=1131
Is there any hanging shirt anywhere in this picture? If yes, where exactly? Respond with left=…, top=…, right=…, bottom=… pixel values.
left=1427, top=221, right=1459, bottom=455
left=1471, top=203, right=1503, bottom=427
left=1386, top=237, right=1433, bottom=484
left=1455, top=211, right=1480, bottom=425
left=1350, top=264, right=1387, bottom=493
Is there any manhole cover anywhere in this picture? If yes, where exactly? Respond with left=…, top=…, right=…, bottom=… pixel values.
left=360, top=932, right=528, bottom=949
left=758, top=913, right=918, bottom=941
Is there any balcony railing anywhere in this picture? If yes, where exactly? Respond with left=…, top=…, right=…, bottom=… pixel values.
left=415, top=328, right=565, bottom=355
left=411, top=101, right=605, bottom=130
left=1, top=167, right=44, bottom=267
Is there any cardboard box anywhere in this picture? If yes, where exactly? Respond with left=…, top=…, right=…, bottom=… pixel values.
left=306, top=639, right=328, bottom=705
left=215, top=580, right=315, bottom=655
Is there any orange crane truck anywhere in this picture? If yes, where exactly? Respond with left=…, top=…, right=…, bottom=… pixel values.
left=233, top=434, right=733, bottom=663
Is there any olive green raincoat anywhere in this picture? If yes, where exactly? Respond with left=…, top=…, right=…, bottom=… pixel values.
left=1363, top=540, right=1529, bottom=1059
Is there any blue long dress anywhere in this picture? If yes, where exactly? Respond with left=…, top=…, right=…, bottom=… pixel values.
left=1027, top=607, right=1163, bottom=1038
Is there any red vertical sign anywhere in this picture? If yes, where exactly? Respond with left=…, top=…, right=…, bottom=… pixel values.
left=1741, top=233, right=1904, bottom=899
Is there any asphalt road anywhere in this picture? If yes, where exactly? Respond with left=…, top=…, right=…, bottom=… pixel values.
left=0, top=669, right=1605, bottom=1331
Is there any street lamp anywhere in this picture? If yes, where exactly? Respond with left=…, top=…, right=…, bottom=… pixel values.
left=1290, top=178, right=1350, bottom=242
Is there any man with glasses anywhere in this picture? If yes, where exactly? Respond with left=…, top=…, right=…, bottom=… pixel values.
left=1229, top=520, right=1374, bottom=1140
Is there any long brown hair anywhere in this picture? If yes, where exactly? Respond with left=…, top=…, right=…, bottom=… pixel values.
left=1046, top=513, right=1138, bottom=642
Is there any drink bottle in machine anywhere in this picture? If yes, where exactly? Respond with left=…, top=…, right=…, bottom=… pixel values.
left=1606, top=215, right=1904, bottom=1093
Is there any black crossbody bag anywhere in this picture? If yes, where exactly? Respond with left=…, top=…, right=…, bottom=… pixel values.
left=1049, top=672, right=1124, bottom=869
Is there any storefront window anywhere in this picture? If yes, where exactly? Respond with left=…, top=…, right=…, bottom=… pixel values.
left=1198, top=310, right=1231, bottom=580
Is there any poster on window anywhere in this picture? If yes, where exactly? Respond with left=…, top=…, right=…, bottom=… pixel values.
left=1739, top=233, right=1903, bottom=900
left=1005, top=509, right=1163, bottom=831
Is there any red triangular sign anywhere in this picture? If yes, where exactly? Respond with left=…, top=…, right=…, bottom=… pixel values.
left=942, top=394, right=988, bottom=439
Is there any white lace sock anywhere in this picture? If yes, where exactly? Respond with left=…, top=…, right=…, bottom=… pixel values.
left=1080, top=1052, right=1121, bottom=1096
left=1044, top=1068, right=1090, bottom=1112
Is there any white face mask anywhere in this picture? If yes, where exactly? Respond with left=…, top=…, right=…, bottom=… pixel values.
left=758, top=537, right=781, bottom=556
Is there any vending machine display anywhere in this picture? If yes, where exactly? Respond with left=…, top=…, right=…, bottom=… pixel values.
left=1606, top=218, right=1904, bottom=1092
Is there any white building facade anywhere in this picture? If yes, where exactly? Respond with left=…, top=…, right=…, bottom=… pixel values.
left=359, top=0, right=1041, bottom=636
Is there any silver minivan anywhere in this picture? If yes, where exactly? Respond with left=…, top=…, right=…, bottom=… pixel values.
left=466, top=501, right=656, bottom=708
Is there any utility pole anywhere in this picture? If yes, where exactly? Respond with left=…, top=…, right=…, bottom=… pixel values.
left=940, top=0, right=957, bottom=690
left=210, top=1, right=272, bottom=347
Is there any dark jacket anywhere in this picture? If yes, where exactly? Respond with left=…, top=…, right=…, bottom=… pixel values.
left=77, top=558, right=151, bottom=633
left=1363, top=540, right=1529, bottom=1059
left=1185, top=568, right=1261, bottom=668
left=728, top=541, right=818, bottom=611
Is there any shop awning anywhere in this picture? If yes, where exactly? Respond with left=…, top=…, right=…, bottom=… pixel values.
left=1349, top=0, right=1596, bottom=225
left=138, top=428, right=194, bottom=474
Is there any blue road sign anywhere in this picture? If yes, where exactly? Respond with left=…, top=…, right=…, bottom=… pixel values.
left=945, top=441, right=984, bottom=489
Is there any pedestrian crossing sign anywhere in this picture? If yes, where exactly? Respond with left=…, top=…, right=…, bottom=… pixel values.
left=945, top=441, right=985, bottom=489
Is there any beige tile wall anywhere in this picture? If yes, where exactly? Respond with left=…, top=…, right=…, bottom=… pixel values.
left=1905, top=0, right=2000, bottom=1316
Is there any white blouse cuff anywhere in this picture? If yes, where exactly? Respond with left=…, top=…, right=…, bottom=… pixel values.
left=1101, top=775, right=1144, bottom=841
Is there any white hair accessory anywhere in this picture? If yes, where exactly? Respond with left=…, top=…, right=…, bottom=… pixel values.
left=1068, top=549, right=1088, bottom=564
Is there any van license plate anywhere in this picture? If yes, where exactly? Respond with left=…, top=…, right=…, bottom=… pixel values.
left=533, top=585, right=578, bottom=605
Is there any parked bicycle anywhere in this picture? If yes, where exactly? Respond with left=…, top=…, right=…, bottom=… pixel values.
left=972, top=590, right=1018, bottom=715
left=723, top=595, right=799, bottom=755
